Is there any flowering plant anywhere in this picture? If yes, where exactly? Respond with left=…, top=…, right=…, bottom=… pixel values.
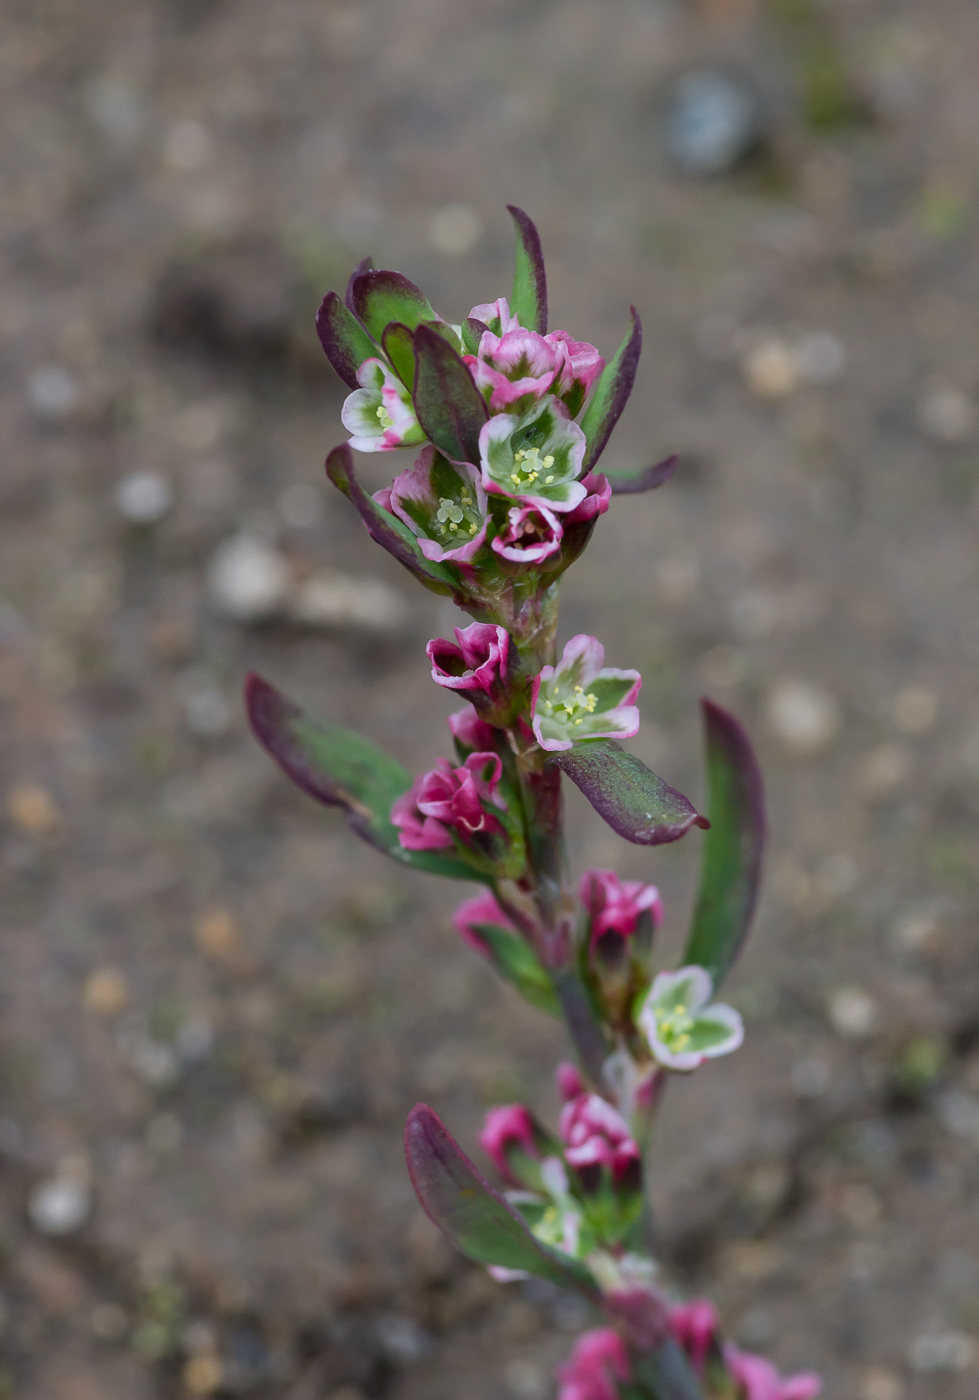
left=246, top=208, right=819, bottom=1399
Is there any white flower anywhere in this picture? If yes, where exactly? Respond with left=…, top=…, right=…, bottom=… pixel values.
left=341, top=357, right=426, bottom=452
left=637, top=966, right=743, bottom=1072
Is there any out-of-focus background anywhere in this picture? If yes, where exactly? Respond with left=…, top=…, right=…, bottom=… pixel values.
left=2, top=0, right=979, bottom=1396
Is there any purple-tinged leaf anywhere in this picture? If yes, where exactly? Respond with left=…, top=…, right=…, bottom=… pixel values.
left=507, top=206, right=547, bottom=334
left=412, top=324, right=489, bottom=466
left=381, top=321, right=416, bottom=389
left=682, top=700, right=765, bottom=988
left=325, top=443, right=459, bottom=596
left=554, top=740, right=709, bottom=846
left=405, top=1104, right=599, bottom=1295
left=632, top=1339, right=706, bottom=1400
left=461, top=317, right=489, bottom=356
left=608, top=454, right=678, bottom=496
left=579, top=308, right=642, bottom=473
left=315, top=291, right=379, bottom=391
left=351, top=269, right=438, bottom=344
left=245, top=674, right=477, bottom=881
left=344, top=255, right=374, bottom=314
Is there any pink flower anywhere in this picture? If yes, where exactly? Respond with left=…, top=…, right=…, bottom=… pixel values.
left=559, top=1092, right=641, bottom=1187
left=669, top=1298, right=720, bottom=1376
left=465, top=325, right=564, bottom=414
left=557, top=1328, right=630, bottom=1400
left=376, top=446, right=489, bottom=564
left=478, top=1103, right=538, bottom=1183
left=453, top=889, right=515, bottom=954
left=469, top=297, right=521, bottom=336
left=724, top=1346, right=822, bottom=1400
left=532, top=635, right=641, bottom=752
left=447, top=707, right=498, bottom=756
left=427, top=623, right=510, bottom=704
left=580, top=870, right=663, bottom=950
left=564, top=472, right=612, bottom=525
left=555, top=1062, right=586, bottom=1102
left=341, top=358, right=426, bottom=452
left=391, top=752, right=505, bottom=852
left=547, top=329, right=606, bottom=417
left=492, top=501, right=564, bottom=564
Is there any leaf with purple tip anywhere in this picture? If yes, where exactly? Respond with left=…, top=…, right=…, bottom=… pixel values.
left=554, top=740, right=708, bottom=846
left=405, top=1104, right=599, bottom=1295
left=579, top=307, right=642, bottom=472
left=315, top=291, right=379, bottom=391
left=351, top=269, right=438, bottom=344
left=344, top=256, right=374, bottom=314
left=461, top=317, right=489, bottom=355
left=608, top=454, right=678, bottom=496
left=412, top=324, right=489, bottom=465
left=682, top=700, right=765, bottom=988
left=507, top=206, right=548, bottom=334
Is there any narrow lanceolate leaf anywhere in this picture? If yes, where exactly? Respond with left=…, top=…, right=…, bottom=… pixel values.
left=631, top=1339, right=706, bottom=1400
left=461, top=317, right=489, bottom=355
left=554, top=740, right=708, bottom=846
left=412, top=324, right=489, bottom=466
left=607, top=454, right=678, bottom=497
left=345, top=256, right=375, bottom=314
left=579, top=307, right=642, bottom=473
left=245, top=674, right=477, bottom=881
left=405, top=1104, right=599, bottom=1296
left=507, top=205, right=547, bottom=334
left=325, top=443, right=459, bottom=596
left=350, top=269, right=438, bottom=344
left=471, top=922, right=561, bottom=1016
left=682, top=699, right=765, bottom=989
left=381, top=321, right=416, bottom=390
left=316, top=291, right=379, bottom=390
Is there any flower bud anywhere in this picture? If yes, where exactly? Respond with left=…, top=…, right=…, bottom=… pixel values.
left=427, top=623, right=519, bottom=723
left=478, top=1104, right=540, bottom=1186
left=453, top=889, right=513, bottom=954
left=558, top=1092, right=641, bottom=1196
left=556, top=1328, right=630, bottom=1400
left=555, top=1061, right=586, bottom=1102
left=447, top=707, right=500, bottom=758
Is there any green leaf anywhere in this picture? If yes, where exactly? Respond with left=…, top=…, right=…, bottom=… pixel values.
left=405, top=1104, right=600, bottom=1296
left=315, top=292, right=379, bottom=391
left=607, top=455, right=678, bottom=496
left=461, top=316, right=488, bottom=355
left=412, top=324, right=488, bottom=465
left=245, top=674, right=479, bottom=881
left=470, top=922, right=561, bottom=1015
left=554, top=741, right=709, bottom=846
left=350, top=269, right=438, bottom=343
left=682, top=699, right=765, bottom=989
left=631, top=1339, right=706, bottom=1400
left=579, top=307, right=642, bottom=472
left=507, top=206, right=547, bottom=334
left=326, top=443, right=460, bottom=597
left=381, top=322, right=416, bottom=389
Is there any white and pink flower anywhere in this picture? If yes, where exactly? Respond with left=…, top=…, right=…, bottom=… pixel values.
left=637, top=966, right=743, bottom=1072
left=375, top=446, right=488, bottom=564
left=341, top=357, right=426, bottom=452
left=531, top=635, right=641, bottom=752
left=556, top=1328, right=630, bottom=1400
left=559, top=1091, right=641, bottom=1187
left=492, top=501, right=564, bottom=564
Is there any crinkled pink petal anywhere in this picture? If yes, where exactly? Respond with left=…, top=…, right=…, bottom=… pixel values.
left=479, top=1103, right=538, bottom=1181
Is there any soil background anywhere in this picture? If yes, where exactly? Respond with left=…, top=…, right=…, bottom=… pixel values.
left=3, top=1, right=979, bottom=1397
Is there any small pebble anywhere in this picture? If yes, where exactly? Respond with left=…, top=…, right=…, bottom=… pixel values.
left=183, top=1353, right=223, bottom=1396
left=858, top=1367, right=904, bottom=1400
left=176, top=1015, right=215, bottom=1062
left=29, top=1176, right=91, bottom=1236
left=129, top=1038, right=179, bottom=1088
left=664, top=70, right=762, bottom=176
left=288, top=571, right=406, bottom=632
left=28, top=365, right=80, bottom=420
left=195, top=907, right=242, bottom=963
left=856, top=743, right=911, bottom=800
left=116, top=471, right=173, bottom=525
left=176, top=669, right=232, bottom=737
left=828, top=987, right=879, bottom=1040
left=742, top=337, right=800, bottom=398
left=208, top=535, right=291, bottom=622
left=83, top=968, right=129, bottom=1017
left=893, top=685, right=937, bottom=733
left=918, top=386, right=975, bottom=444
left=766, top=679, right=841, bottom=756
left=429, top=203, right=483, bottom=255
left=375, top=1314, right=432, bottom=1364
left=909, top=1332, right=974, bottom=1373
left=6, top=782, right=60, bottom=835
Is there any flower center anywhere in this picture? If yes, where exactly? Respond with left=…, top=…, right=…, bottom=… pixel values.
left=435, top=489, right=480, bottom=539
left=655, top=1001, right=695, bottom=1053
left=375, top=403, right=395, bottom=430
left=509, top=446, right=556, bottom=489
left=542, top=683, right=598, bottom=727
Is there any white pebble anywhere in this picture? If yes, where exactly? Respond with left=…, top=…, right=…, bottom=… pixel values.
left=176, top=668, right=231, bottom=737
left=828, top=987, right=879, bottom=1040
left=766, top=679, right=841, bottom=756
left=129, top=1038, right=179, bottom=1088
left=116, top=471, right=173, bottom=524
left=375, top=1314, right=432, bottom=1364
left=208, top=535, right=291, bottom=622
left=918, top=387, right=975, bottom=444
left=29, top=1176, right=91, bottom=1236
left=428, top=204, right=483, bottom=256
left=288, top=571, right=406, bottom=632
left=742, top=337, right=799, bottom=399
left=29, top=365, right=80, bottom=420
left=909, top=1332, right=974, bottom=1373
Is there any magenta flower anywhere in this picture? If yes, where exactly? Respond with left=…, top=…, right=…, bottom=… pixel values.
left=557, top=1328, right=630, bottom=1400
left=547, top=329, right=606, bottom=418
left=478, top=1103, right=539, bottom=1184
left=555, top=1061, right=586, bottom=1102
left=669, top=1298, right=720, bottom=1376
left=374, top=446, right=489, bottom=564
left=340, top=358, right=426, bottom=452
left=565, top=471, right=612, bottom=524
left=447, top=707, right=499, bottom=756
left=637, top=967, right=743, bottom=1072
left=559, top=1091, right=641, bottom=1188
left=453, top=888, right=514, bottom=954
left=428, top=623, right=512, bottom=719
left=465, top=325, right=565, bottom=414
left=531, top=636, right=641, bottom=752
left=391, top=752, right=505, bottom=852
left=580, top=870, right=663, bottom=947
left=492, top=501, right=564, bottom=564
left=479, top=397, right=587, bottom=513
left=724, top=1346, right=822, bottom=1400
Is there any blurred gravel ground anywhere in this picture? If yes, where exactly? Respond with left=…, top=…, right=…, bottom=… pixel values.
left=3, top=0, right=979, bottom=1397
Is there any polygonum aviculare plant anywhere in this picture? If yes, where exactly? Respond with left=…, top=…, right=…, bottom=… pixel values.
left=246, top=208, right=820, bottom=1400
